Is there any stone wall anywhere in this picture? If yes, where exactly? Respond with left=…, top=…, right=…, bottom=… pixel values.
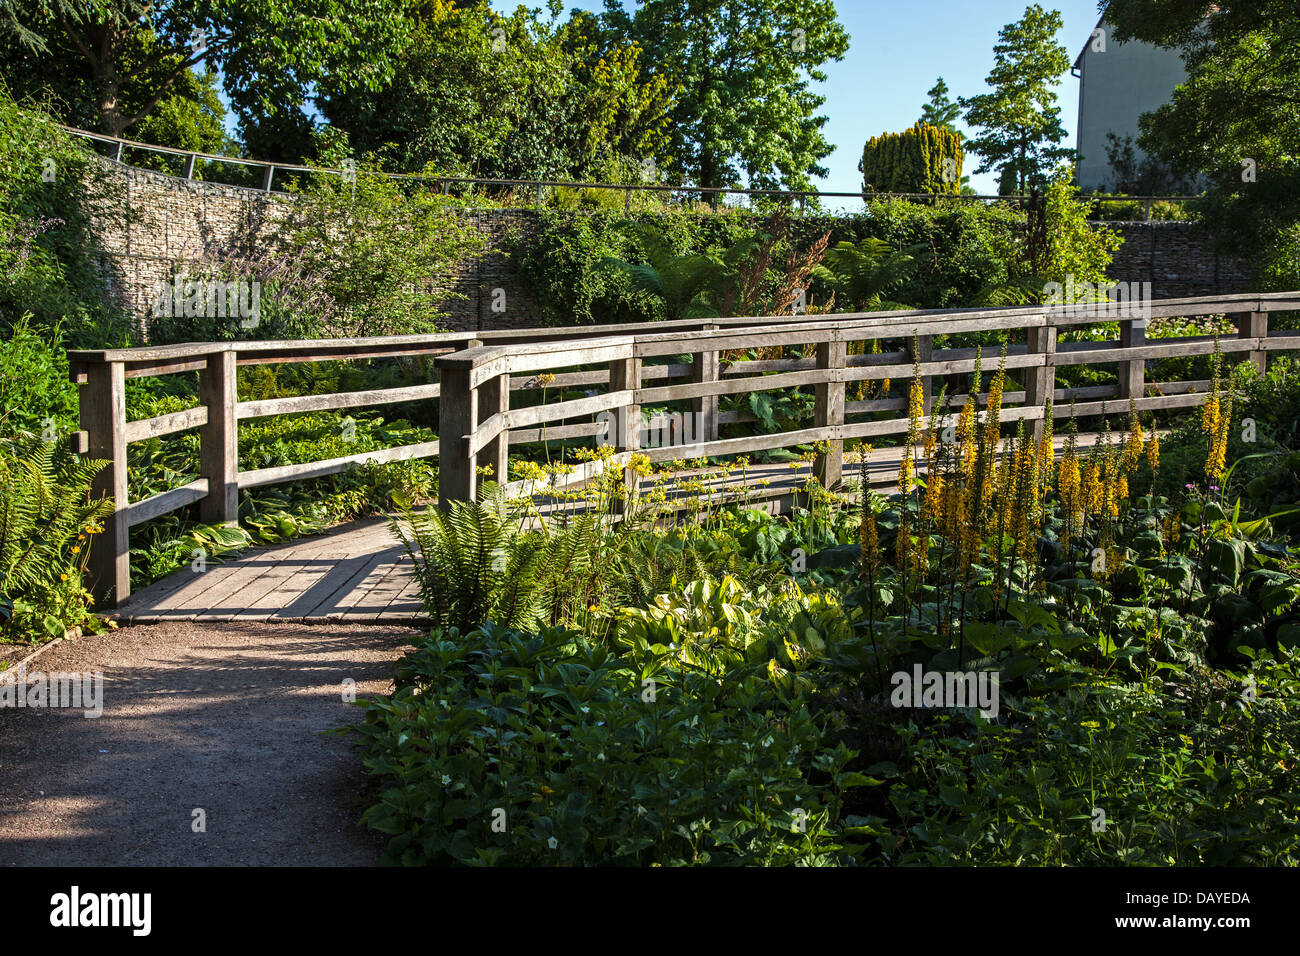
left=87, top=158, right=1252, bottom=339
left=1103, top=220, right=1251, bottom=300
left=88, top=158, right=548, bottom=336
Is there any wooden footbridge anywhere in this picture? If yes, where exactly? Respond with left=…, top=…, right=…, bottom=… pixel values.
left=67, top=291, right=1300, bottom=622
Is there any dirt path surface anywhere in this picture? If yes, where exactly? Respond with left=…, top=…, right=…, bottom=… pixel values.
left=0, top=621, right=415, bottom=866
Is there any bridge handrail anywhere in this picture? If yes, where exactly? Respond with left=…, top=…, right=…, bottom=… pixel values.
left=72, top=291, right=1300, bottom=606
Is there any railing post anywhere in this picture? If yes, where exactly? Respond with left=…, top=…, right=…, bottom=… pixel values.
left=477, top=370, right=509, bottom=487
left=199, top=349, right=239, bottom=526
left=1237, top=310, right=1268, bottom=375
left=1027, top=320, right=1057, bottom=442
left=438, top=365, right=477, bottom=509
left=691, top=329, right=720, bottom=444
left=81, top=360, right=129, bottom=607
left=1119, top=316, right=1147, bottom=401
left=610, top=356, right=642, bottom=505
left=814, top=335, right=846, bottom=488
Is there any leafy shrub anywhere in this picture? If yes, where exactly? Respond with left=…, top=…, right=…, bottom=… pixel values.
left=350, top=621, right=859, bottom=866
left=508, top=202, right=1030, bottom=326
left=0, top=86, right=131, bottom=345
left=859, top=122, right=963, bottom=195
left=877, top=660, right=1300, bottom=865
left=617, top=573, right=855, bottom=690
left=0, top=314, right=78, bottom=439
left=1087, top=195, right=1196, bottom=222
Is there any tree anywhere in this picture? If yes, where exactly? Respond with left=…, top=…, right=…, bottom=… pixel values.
left=320, top=2, right=673, bottom=181
left=1105, top=0, right=1300, bottom=289
left=2, top=0, right=407, bottom=137
left=599, top=0, right=850, bottom=191
left=960, top=4, right=1073, bottom=195
left=1102, top=133, right=1194, bottom=195
left=977, top=168, right=1122, bottom=306
left=919, top=77, right=961, bottom=135
left=859, top=122, right=963, bottom=195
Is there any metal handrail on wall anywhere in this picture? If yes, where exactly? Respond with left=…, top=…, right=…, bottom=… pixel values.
left=61, top=124, right=1199, bottom=219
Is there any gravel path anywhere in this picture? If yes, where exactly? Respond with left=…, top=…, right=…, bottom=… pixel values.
left=0, top=621, right=414, bottom=866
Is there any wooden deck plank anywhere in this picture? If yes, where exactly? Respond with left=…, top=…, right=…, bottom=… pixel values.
left=333, top=561, right=410, bottom=622
left=275, top=553, right=384, bottom=621
left=326, top=559, right=407, bottom=622
left=195, top=551, right=304, bottom=621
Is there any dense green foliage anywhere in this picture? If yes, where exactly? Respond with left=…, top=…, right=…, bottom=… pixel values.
left=320, top=2, right=674, bottom=182
left=352, top=620, right=852, bottom=865
left=599, top=0, right=850, bottom=191
left=813, top=238, right=921, bottom=311
left=0, top=89, right=130, bottom=345
left=354, top=360, right=1300, bottom=864
left=508, top=200, right=1032, bottom=326
left=1106, top=0, right=1300, bottom=291
left=2, top=0, right=407, bottom=145
left=859, top=123, right=963, bottom=195
left=959, top=4, right=1073, bottom=194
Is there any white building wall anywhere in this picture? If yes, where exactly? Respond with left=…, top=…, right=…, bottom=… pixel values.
left=1074, top=25, right=1189, bottom=191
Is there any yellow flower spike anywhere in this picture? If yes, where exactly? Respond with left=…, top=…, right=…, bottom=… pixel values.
left=859, top=499, right=880, bottom=579
left=922, top=473, right=943, bottom=523
left=957, top=393, right=977, bottom=480
left=1123, top=400, right=1144, bottom=473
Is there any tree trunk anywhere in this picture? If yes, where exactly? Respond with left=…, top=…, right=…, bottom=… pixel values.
left=99, top=64, right=126, bottom=137
left=701, top=150, right=717, bottom=190
left=87, top=22, right=127, bottom=136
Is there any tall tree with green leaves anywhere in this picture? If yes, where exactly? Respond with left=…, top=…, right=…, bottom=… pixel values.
left=919, top=77, right=961, bottom=136
left=960, top=4, right=1073, bottom=195
left=1105, top=0, right=1300, bottom=290
left=1, top=0, right=407, bottom=137
left=599, top=0, right=849, bottom=191
left=320, top=2, right=674, bottom=181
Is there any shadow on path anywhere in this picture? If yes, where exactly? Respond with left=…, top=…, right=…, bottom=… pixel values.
left=0, top=620, right=415, bottom=866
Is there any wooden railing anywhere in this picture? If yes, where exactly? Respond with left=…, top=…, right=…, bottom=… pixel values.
left=69, top=292, right=1300, bottom=606
left=67, top=318, right=736, bottom=605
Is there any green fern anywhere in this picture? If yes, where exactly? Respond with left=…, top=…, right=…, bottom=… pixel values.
left=811, top=237, right=923, bottom=312
left=391, top=485, right=604, bottom=632
left=0, top=438, right=112, bottom=639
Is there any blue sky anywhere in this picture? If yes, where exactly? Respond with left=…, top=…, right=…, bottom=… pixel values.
left=492, top=0, right=1106, bottom=198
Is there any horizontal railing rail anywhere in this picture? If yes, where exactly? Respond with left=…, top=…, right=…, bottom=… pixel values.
left=71, top=292, right=1300, bottom=606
